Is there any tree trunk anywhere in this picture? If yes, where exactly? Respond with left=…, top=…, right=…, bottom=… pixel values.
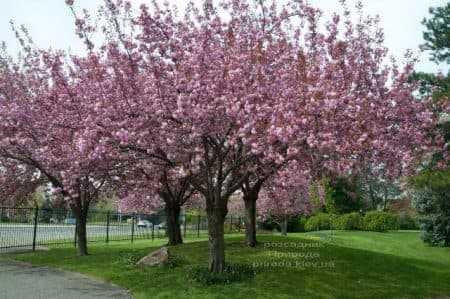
left=281, top=216, right=288, bottom=236
left=158, top=190, right=184, bottom=246
left=206, top=206, right=227, bottom=274
left=242, top=179, right=263, bottom=248
left=243, top=195, right=257, bottom=247
left=72, top=205, right=89, bottom=256
left=165, top=202, right=183, bottom=246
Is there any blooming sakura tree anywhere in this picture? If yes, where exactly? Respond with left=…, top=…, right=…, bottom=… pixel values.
left=1, top=0, right=448, bottom=273
left=258, top=162, right=313, bottom=235
left=70, top=0, right=446, bottom=272
left=0, top=159, right=47, bottom=207
left=0, top=40, right=125, bottom=255
left=66, top=0, right=201, bottom=246
left=238, top=0, right=450, bottom=247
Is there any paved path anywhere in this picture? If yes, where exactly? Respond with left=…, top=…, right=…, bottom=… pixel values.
left=0, top=259, right=132, bottom=299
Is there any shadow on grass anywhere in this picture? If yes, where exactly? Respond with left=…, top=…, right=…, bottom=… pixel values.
left=4, top=235, right=450, bottom=299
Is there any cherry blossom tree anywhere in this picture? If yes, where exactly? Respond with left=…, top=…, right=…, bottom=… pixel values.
left=258, top=165, right=313, bottom=235
left=238, top=0, right=450, bottom=247
left=2, top=0, right=447, bottom=273
left=91, top=0, right=447, bottom=273
left=0, top=159, right=47, bottom=206
left=0, top=38, right=124, bottom=255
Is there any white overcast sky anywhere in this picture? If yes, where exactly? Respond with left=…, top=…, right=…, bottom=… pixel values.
left=1, top=0, right=449, bottom=73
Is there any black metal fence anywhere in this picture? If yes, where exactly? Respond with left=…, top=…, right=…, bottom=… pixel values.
left=0, top=206, right=246, bottom=252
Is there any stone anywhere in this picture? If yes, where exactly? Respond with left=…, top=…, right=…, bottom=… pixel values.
left=136, top=247, right=169, bottom=267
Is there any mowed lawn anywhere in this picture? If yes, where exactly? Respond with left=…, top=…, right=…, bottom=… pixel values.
left=3, top=231, right=450, bottom=299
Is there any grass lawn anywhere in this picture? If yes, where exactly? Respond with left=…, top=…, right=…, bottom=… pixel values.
left=3, top=231, right=450, bottom=299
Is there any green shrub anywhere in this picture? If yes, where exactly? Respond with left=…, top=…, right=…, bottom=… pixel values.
left=412, top=189, right=450, bottom=246
left=333, top=212, right=363, bottom=230
left=363, top=211, right=399, bottom=232
left=286, top=216, right=306, bottom=232
left=297, top=217, right=307, bottom=232
left=163, top=254, right=185, bottom=269
left=398, top=215, right=420, bottom=230
left=259, top=216, right=306, bottom=233
left=259, top=218, right=278, bottom=231
left=305, top=213, right=335, bottom=231
left=186, top=263, right=256, bottom=285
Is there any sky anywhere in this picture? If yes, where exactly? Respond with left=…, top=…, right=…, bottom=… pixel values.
left=1, top=0, right=449, bottom=73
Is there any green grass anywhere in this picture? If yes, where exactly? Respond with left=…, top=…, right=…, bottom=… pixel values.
left=301, top=230, right=450, bottom=265
left=3, top=232, right=450, bottom=299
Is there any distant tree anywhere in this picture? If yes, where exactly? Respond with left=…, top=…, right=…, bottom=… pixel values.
left=422, top=3, right=450, bottom=64
left=258, top=161, right=312, bottom=235
left=389, top=196, right=419, bottom=230
left=412, top=168, right=450, bottom=246
left=325, top=177, right=365, bottom=214
left=410, top=2, right=450, bottom=246
left=358, top=164, right=402, bottom=211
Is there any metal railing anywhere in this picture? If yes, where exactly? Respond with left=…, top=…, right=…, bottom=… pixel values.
left=0, top=206, right=245, bottom=251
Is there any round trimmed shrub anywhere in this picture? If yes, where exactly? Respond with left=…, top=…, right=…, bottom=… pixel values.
left=363, top=211, right=399, bottom=232
left=305, top=213, right=334, bottom=231
left=333, top=212, right=363, bottom=230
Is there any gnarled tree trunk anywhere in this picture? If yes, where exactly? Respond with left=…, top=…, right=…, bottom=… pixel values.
left=206, top=205, right=227, bottom=273
left=242, top=179, right=263, bottom=247
left=243, top=195, right=257, bottom=247
left=157, top=174, right=193, bottom=246
left=71, top=200, right=89, bottom=256
left=188, top=136, right=250, bottom=273
left=164, top=198, right=183, bottom=245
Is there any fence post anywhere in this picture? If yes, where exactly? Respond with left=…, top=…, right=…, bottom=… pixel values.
left=32, top=206, right=39, bottom=252
left=183, top=213, right=187, bottom=238
left=131, top=212, right=135, bottom=244
left=106, top=211, right=110, bottom=244
left=197, top=214, right=201, bottom=238
left=151, top=220, right=155, bottom=241
left=74, top=218, right=78, bottom=248
left=238, top=216, right=241, bottom=232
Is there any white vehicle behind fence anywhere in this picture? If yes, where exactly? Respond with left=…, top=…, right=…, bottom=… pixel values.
left=137, top=220, right=152, bottom=228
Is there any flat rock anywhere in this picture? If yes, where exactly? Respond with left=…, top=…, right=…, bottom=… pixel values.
left=136, top=247, right=169, bottom=267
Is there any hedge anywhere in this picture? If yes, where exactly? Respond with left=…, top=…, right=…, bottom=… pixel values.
left=363, top=211, right=399, bottom=232
left=304, top=213, right=335, bottom=231
left=333, top=212, right=363, bottom=230
left=304, top=211, right=399, bottom=232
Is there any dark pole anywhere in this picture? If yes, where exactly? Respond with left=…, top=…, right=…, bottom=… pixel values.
left=106, top=211, right=110, bottom=244
left=197, top=214, right=201, bottom=238
left=74, top=219, right=78, bottom=248
left=32, top=206, right=39, bottom=252
left=151, top=220, right=155, bottom=241
left=238, top=216, right=241, bottom=233
left=131, top=212, right=135, bottom=244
